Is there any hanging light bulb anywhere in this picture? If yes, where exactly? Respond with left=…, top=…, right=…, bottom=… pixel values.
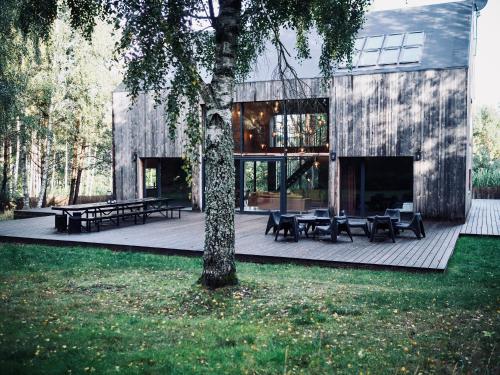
left=300, top=147, right=305, bottom=153
left=314, top=158, right=320, bottom=168
left=260, top=143, right=266, bottom=150
left=326, top=142, right=329, bottom=149
left=249, top=133, right=253, bottom=139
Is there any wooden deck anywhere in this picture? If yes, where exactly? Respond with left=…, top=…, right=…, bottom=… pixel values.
left=0, top=199, right=497, bottom=271
left=461, top=199, right=500, bottom=237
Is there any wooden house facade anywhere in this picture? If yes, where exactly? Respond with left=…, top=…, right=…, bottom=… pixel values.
left=112, top=1, right=479, bottom=222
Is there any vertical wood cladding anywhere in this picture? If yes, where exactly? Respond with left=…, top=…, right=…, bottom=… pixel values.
left=113, top=68, right=469, bottom=220
left=331, top=68, right=469, bottom=221
left=112, top=91, right=188, bottom=200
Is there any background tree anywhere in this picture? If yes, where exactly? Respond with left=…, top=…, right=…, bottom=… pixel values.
left=13, top=0, right=369, bottom=288
left=0, top=1, right=121, bottom=211
left=473, top=106, right=500, bottom=192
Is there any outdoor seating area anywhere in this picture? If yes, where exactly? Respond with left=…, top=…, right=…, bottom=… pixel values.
left=52, top=198, right=185, bottom=233
left=267, top=207, right=426, bottom=244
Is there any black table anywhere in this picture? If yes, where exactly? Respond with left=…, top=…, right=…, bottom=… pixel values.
left=52, top=197, right=172, bottom=232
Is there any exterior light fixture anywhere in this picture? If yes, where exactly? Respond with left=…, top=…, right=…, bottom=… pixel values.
left=300, top=147, right=305, bottom=153
left=326, top=142, right=329, bottom=149
left=249, top=133, right=253, bottom=139
left=260, top=144, right=266, bottom=150
left=330, top=151, right=336, bottom=161
left=415, top=149, right=422, bottom=161
left=259, top=111, right=264, bottom=118
left=313, top=159, right=320, bottom=168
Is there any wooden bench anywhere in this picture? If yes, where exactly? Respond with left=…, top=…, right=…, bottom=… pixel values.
left=69, top=205, right=186, bottom=233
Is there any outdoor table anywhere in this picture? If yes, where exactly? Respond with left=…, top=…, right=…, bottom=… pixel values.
left=52, top=197, right=171, bottom=232
left=52, top=197, right=170, bottom=217
left=296, top=215, right=333, bottom=237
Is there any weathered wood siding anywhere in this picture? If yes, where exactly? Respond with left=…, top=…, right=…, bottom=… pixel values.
left=233, top=78, right=328, bottom=102
left=113, top=68, right=470, bottom=220
left=330, top=68, right=469, bottom=221
left=113, top=91, right=188, bottom=200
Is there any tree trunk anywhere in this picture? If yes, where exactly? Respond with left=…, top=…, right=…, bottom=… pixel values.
left=200, top=0, right=241, bottom=288
left=69, top=142, right=85, bottom=205
left=13, top=118, right=20, bottom=194
left=36, top=105, right=54, bottom=208
left=20, top=128, right=30, bottom=209
left=1, top=138, right=10, bottom=200
left=64, top=141, right=69, bottom=190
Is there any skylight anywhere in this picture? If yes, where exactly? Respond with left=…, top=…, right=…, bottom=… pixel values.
left=338, top=31, right=425, bottom=69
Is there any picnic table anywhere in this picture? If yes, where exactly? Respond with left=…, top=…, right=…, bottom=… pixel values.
left=52, top=198, right=184, bottom=233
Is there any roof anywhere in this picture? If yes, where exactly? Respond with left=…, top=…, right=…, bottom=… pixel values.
left=246, top=1, right=474, bottom=81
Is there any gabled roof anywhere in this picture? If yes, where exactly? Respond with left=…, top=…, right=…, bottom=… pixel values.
left=246, top=0, right=474, bottom=82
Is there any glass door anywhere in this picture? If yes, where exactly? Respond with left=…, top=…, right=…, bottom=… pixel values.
left=235, top=157, right=286, bottom=213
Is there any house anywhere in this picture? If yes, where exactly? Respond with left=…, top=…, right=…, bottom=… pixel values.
left=112, top=0, right=482, bottom=222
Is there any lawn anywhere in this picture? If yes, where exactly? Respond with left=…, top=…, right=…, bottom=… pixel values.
left=0, top=237, right=499, bottom=374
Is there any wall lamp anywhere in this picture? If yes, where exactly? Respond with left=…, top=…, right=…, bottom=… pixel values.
left=414, top=149, right=422, bottom=161
left=330, top=151, right=337, bottom=162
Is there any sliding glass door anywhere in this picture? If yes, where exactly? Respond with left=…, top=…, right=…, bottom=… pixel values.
left=235, top=156, right=286, bottom=213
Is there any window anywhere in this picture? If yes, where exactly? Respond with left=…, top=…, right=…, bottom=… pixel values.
left=400, top=31, right=424, bottom=64
left=379, top=48, right=400, bottom=65
left=145, top=168, right=157, bottom=189
left=384, top=33, right=404, bottom=48
left=359, top=50, right=379, bottom=66
left=405, top=32, right=425, bottom=46
left=399, top=47, right=422, bottom=63
left=337, top=31, right=424, bottom=69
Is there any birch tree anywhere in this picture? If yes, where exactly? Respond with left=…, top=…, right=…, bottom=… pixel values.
left=16, top=0, right=368, bottom=288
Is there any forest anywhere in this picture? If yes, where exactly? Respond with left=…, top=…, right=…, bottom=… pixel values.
left=0, top=5, right=122, bottom=212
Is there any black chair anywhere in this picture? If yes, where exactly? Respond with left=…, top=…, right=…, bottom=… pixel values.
left=313, top=217, right=353, bottom=242
left=275, top=215, right=300, bottom=242
left=55, top=214, right=67, bottom=232
left=384, top=209, right=401, bottom=222
left=265, top=210, right=281, bottom=235
left=336, top=216, right=353, bottom=242
left=313, top=209, right=330, bottom=218
left=68, top=212, right=83, bottom=234
left=370, top=215, right=396, bottom=243
left=340, top=210, right=370, bottom=237
left=313, top=218, right=338, bottom=242
left=394, top=213, right=426, bottom=239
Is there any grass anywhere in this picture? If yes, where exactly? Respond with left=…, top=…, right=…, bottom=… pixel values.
left=0, top=236, right=499, bottom=374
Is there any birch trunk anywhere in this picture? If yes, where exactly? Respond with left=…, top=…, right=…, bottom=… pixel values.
left=200, top=0, right=241, bottom=288
left=13, top=118, right=20, bottom=193
left=1, top=138, right=10, bottom=200
left=36, top=104, right=54, bottom=208
left=20, top=127, right=30, bottom=209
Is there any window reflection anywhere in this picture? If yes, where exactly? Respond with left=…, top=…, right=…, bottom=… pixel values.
left=232, top=99, right=328, bottom=154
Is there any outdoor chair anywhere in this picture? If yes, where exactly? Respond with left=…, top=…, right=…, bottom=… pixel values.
left=369, top=215, right=396, bottom=243
left=265, top=210, right=281, bottom=235
left=347, top=217, right=370, bottom=237
left=339, top=210, right=370, bottom=237
left=313, top=209, right=330, bottom=218
left=55, top=214, right=67, bottom=232
left=274, top=215, right=300, bottom=242
left=394, top=213, right=426, bottom=239
left=68, top=212, right=83, bottom=234
left=384, top=209, right=401, bottom=222
left=313, top=216, right=353, bottom=242
left=336, top=216, right=354, bottom=242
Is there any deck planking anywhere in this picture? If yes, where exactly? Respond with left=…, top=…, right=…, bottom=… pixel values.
left=0, top=200, right=497, bottom=271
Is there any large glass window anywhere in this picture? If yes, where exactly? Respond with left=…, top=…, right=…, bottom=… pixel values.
left=285, top=156, right=329, bottom=211
left=232, top=99, right=328, bottom=154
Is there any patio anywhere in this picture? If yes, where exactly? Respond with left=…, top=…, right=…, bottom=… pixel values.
left=2, top=200, right=497, bottom=271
